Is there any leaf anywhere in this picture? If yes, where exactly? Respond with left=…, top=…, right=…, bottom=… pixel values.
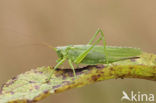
left=0, top=52, right=156, bottom=103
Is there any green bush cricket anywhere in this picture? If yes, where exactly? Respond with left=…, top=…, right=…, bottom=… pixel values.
left=47, top=29, right=142, bottom=81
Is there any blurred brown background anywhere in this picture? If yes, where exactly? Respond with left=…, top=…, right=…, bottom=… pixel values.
left=0, top=0, right=156, bottom=103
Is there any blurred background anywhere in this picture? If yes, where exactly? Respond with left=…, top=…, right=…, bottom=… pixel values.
left=0, top=0, right=156, bottom=103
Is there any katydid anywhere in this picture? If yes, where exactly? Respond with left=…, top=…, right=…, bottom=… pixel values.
left=47, top=29, right=141, bottom=81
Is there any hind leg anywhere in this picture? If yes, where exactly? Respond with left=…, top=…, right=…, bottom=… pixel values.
left=88, top=29, right=108, bottom=63
left=74, top=29, right=108, bottom=64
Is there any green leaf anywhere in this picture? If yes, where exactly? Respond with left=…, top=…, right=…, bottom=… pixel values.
left=0, top=52, right=156, bottom=103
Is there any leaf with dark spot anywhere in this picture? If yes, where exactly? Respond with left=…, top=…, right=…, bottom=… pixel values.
left=0, top=52, right=156, bottom=103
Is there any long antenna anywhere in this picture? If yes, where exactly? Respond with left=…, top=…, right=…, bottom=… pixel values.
left=42, top=42, right=56, bottom=51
